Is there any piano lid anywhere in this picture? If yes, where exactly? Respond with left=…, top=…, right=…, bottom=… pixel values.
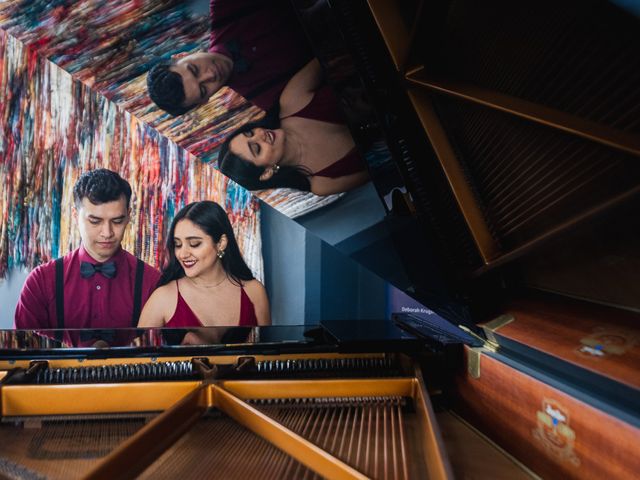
left=1, top=0, right=637, bottom=354
left=291, top=0, right=640, bottom=325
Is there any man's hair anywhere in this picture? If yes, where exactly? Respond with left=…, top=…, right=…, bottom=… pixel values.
left=146, top=61, right=190, bottom=116
left=73, top=169, right=132, bottom=209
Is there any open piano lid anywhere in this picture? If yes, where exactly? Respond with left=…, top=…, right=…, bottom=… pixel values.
left=290, top=0, right=640, bottom=334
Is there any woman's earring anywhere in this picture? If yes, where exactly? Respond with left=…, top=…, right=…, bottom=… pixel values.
left=217, top=250, right=226, bottom=259
left=272, top=164, right=280, bottom=174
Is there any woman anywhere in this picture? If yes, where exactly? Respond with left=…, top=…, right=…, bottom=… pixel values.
left=139, top=201, right=270, bottom=329
left=218, top=58, right=370, bottom=196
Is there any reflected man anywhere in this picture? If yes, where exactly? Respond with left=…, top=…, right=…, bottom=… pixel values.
left=14, top=169, right=161, bottom=330
left=146, top=0, right=312, bottom=115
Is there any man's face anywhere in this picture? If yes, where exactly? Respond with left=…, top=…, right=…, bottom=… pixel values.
left=75, top=196, right=129, bottom=262
left=170, top=52, right=233, bottom=109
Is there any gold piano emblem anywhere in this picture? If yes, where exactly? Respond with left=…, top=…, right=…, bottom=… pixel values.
left=532, top=398, right=580, bottom=467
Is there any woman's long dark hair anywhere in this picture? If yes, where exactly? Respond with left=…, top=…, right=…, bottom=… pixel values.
left=218, top=108, right=312, bottom=191
left=158, top=201, right=254, bottom=288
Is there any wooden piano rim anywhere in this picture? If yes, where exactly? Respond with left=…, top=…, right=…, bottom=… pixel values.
left=1, top=377, right=452, bottom=480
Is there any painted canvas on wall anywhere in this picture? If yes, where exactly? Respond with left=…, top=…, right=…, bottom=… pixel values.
left=0, top=28, right=262, bottom=279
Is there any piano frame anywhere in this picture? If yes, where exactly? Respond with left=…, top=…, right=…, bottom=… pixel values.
left=0, top=349, right=453, bottom=480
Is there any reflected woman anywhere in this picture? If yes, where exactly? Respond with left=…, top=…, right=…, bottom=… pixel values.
left=139, top=201, right=270, bottom=328
left=218, top=59, right=369, bottom=196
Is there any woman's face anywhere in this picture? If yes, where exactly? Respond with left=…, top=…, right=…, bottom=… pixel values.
left=229, top=127, right=285, bottom=168
left=173, top=219, right=222, bottom=278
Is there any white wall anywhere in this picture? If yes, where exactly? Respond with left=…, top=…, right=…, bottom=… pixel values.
left=0, top=268, right=29, bottom=328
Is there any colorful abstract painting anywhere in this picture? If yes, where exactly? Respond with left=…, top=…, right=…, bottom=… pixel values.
left=0, top=1, right=263, bottom=279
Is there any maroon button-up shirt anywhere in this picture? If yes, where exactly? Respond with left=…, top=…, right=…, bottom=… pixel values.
left=209, top=0, right=312, bottom=111
left=14, top=246, right=161, bottom=329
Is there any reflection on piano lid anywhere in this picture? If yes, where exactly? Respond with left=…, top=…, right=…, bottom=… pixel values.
left=291, top=0, right=640, bottom=327
left=0, top=321, right=430, bottom=358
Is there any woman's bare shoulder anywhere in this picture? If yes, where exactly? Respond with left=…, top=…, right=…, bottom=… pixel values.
left=155, top=281, right=178, bottom=296
left=138, top=281, right=178, bottom=327
left=242, top=279, right=266, bottom=295
left=150, top=281, right=180, bottom=307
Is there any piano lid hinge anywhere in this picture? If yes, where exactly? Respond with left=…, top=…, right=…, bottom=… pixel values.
left=458, top=326, right=499, bottom=379
left=481, top=314, right=514, bottom=346
left=466, top=345, right=500, bottom=379
left=467, top=347, right=482, bottom=379
left=458, top=325, right=499, bottom=353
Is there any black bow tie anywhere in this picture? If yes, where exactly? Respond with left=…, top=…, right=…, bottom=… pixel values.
left=80, top=261, right=117, bottom=279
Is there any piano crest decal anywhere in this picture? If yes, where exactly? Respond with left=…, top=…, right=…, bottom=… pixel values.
left=532, top=398, right=580, bottom=467
left=577, top=327, right=638, bottom=358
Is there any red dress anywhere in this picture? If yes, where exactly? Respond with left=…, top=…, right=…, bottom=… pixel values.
left=165, top=280, right=258, bottom=327
left=285, top=84, right=366, bottom=178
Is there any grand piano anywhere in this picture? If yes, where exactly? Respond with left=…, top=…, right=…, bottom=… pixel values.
left=288, top=1, right=640, bottom=478
left=0, top=323, right=455, bottom=479
left=1, top=0, right=639, bottom=478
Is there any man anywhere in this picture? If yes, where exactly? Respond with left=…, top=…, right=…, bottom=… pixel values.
left=14, top=169, right=161, bottom=331
left=146, top=0, right=312, bottom=115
